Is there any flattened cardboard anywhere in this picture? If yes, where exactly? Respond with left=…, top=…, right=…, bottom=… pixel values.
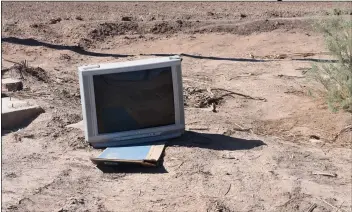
left=91, top=142, right=165, bottom=167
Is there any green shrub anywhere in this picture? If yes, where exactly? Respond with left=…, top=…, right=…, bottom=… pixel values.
left=308, top=16, right=352, bottom=112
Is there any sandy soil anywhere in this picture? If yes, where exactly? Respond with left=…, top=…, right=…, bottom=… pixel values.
left=1, top=2, right=352, bottom=212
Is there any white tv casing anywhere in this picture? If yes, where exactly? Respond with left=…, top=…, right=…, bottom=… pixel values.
left=78, top=56, right=185, bottom=148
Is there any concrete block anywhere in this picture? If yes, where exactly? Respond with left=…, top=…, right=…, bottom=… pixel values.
left=2, top=97, right=44, bottom=130
left=2, top=78, right=23, bottom=92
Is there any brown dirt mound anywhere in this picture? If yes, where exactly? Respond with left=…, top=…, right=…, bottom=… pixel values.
left=191, top=18, right=312, bottom=35
left=65, top=17, right=318, bottom=47
left=149, top=20, right=186, bottom=34
left=88, top=22, right=139, bottom=41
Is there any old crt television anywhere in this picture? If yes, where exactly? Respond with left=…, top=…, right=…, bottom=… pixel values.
left=78, top=56, right=185, bottom=148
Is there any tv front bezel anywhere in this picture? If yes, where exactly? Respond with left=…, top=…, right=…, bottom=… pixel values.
left=78, top=56, right=185, bottom=147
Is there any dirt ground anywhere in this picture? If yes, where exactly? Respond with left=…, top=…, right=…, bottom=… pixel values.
left=1, top=2, right=352, bottom=212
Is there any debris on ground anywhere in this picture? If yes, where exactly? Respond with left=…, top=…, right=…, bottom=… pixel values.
left=49, top=17, right=62, bottom=24
left=2, top=60, right=50, bottom=83
left=121, top=16, right=133, bottom=21
left=312, top=171, right=337, bottom=178
left=183, top=86, right=266, bottom=109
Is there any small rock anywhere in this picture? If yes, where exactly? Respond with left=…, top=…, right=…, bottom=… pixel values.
left=240, top=13, right=247, bottom=18
left=49, top=18, right=62, bottom=24
left=122, top=16, right=132, bottom=21
left=75, top=16, right=83, bottom=21
left=5, top=172, right=17, bottom=178
left=207, top=12, right=215, bottom=16
left=59, top=54, right=71, bottom=61
left=223, top=129, right=233, bottom=136
left=30, top=23, right=39, bottom=28
left=176, top=20, right=183, bottom=25
left=310, top=139, right=323, bottom=144
left=274, top=21, right=285, bottom=27
left=309, top=135, right=320, bottom=140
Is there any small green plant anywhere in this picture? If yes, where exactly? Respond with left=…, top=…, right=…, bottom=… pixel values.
left=308, top=16, right=352, bottom=112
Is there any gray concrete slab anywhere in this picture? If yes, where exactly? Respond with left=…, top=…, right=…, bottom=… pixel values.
left=2, top=97, right=44, bottom=130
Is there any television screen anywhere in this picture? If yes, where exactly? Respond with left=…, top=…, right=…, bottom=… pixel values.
left=93, top=67, right=175, bottom=134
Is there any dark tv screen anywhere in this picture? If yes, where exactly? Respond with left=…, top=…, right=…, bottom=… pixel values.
left=93, top=67, right=175, bottom=134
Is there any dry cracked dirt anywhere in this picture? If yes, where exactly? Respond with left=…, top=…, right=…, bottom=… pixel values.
left=1, top=2, right=352, bottom=212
